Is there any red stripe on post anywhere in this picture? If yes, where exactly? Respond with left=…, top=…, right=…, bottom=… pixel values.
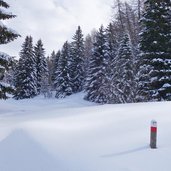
left=151, top=127, right=157, bottom=132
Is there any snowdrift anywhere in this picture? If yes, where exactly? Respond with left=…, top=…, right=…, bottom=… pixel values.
left=0, top=93, right=171, bottom=171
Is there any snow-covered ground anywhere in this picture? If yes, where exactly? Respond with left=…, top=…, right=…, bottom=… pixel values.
left=0, top=92, right=171, bottom=171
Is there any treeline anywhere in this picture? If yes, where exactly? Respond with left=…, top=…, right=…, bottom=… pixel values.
left=1, top=0, right=171, bottom=103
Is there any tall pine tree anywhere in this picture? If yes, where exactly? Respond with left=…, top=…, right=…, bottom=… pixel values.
left=34, top=39, right=48, bottom=94
left=14, top=36, right=37, bottom=99
left=83, top=34, right=93, bottom=88
left=105, top=23, right=119, bottom=103
left=70, top=26, right=84, bottom=93
left=138, top=0, right=171, bottom=101
left=55, top=41, right=72, bottom=98
left=84, top=26, right=109, bottom=103
left=52, top=50, right=60, bottom=89
left=115, top=33, right=136, bottom=103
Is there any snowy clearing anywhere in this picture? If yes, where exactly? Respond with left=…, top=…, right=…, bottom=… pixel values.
left=0, top=92, right=171, bottom=171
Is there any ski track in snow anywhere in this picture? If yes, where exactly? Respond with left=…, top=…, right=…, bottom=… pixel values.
left=0, top=92, right=171, bottom=171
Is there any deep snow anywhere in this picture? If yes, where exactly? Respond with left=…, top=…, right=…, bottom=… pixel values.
left=0, top=92, right=171, bottom=171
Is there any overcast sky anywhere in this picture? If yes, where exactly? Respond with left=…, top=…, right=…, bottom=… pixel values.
left=1, top=0, right=115, bottom=57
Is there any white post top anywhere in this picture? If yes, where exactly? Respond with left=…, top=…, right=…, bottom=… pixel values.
left=151, top=120, right=157, bottom=127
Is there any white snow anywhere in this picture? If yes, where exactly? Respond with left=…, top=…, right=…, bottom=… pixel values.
left=0, top=65, right=5, bottom=69
left=162, top=83, right=171, bottom=88
left=0, top=92, right=171, bottom=171
left=6, top=27, right=19, bottom=35
left=0, top=21, right=5, bottom=27
left=0, top=9, right=13, bottom=16
left=0, top=81, right=11, bottom=88
left=0, top=51, right=11, bottom=60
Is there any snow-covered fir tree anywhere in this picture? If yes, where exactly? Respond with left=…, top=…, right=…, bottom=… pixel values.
left=3, top=57, right=17, bottom=86
left=0, top=0, right=19, bottom=99
left=70, top=26, right=84, bottom=93
left=51, top=50, right=60, bottom=89
left=55, top=41, right=73, bottom=98
left=138, top=0, right=171, bottom=101
left=114, top=33, right=136, bottom=103
left=14, top=36, right=37, bottom=99
left=84, top=26, right=109, bottom=103
left=46, top=51, right=55, bottom=90
left=106, top=23, right=118, bottom=60
left=0, top=0, right=19, bottom=44
left=83, top=34, right=93, bottom=87
left=0, top=53, right=14, bottom=99
left=105, top=23, right=119, bottom=103
left=34, top=39, right=48, bottom=94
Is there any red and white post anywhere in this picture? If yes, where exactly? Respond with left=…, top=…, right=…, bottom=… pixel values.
left=150, top=120, right=157, bottom=149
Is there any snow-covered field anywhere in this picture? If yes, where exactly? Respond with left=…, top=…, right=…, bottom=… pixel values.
left=0, top=92, right=171, bottom=171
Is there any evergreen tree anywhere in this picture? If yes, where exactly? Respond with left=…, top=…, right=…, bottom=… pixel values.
left=46, top=51, right=55, bottom=90
left=52, top=50, right=60, bottom=89
left=34, top=39, right=48, bottom=94
left=138, top=0, right=171, bottom=101
left=0, top=0, right=19, bottom=44
left=55, top=41, right=72, bottom=98
left=83, top=34, right=93, bottom=87
left=105, top=23, right=119, bottom=103
left=0, top=53, right=14, bottom=99
left=3, top=56, right=17, bottom=86
left=106, top=23, right=118, bottom=59
left=115, top=33, right=136, bottom=103
left=0, top=0, right=19, bottom=99
left=70, top=26, right=84, bottom=93
left=14, top=36, right=37, bottom=99
left=84, top=26, right=109, bottom=103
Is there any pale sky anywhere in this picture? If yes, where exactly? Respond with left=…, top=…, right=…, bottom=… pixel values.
left=1, top=0, right=115, bottom=57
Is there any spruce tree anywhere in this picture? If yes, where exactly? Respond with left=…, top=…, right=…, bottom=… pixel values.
left=115, top=33, right=136, bottom=103
left=83, top=34, right=93, bottom=88
left=70, top=26, right=84, bottom=93
left=0, top=0, right=19, bottom=99
left=14, top=36, right=37, bottom=99
left=47, top=51, right=56, bottom=90
left=55, top=41, right=72, bottom=98
left=34, top=39, right=48, bottom=94
left=138, top=0, right=171, bottom=101
left=0, top=0, right=19, bottom=44
left=106, top=23, right=118, bottom=60
left=84, top=26, right=109, bottom=103
left=0, top=53, right=14, bottom=99
left=105, top=23, right=119, bottom=103
left=52, top=50, right=60, bottom=89
left=3, top=56, right=17, bottom=86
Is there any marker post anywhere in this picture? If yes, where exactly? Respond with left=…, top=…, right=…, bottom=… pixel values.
left=150, top=120, right=157, bottom=149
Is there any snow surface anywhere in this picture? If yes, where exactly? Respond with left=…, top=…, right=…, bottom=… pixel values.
left=0, top=51, right=11, bottom=60
left=0, top=92, right=171, bottom=171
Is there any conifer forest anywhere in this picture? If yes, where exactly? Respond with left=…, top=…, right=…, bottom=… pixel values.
left=1, top=0, right=171, bottom=104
